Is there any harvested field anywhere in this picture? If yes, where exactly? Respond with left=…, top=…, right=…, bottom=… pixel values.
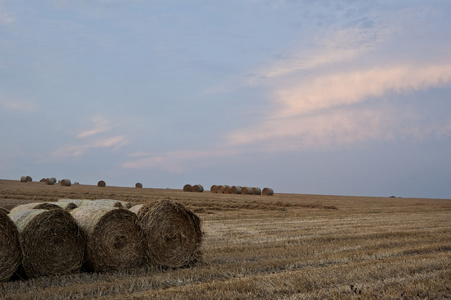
left=0, top=179, right=450, bottom=299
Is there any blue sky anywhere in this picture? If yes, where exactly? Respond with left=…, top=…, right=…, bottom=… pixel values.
left=1, top=0, right=451, bottom=198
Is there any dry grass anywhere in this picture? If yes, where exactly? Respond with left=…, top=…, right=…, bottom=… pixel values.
left=0, top=179, right=450, bottom=299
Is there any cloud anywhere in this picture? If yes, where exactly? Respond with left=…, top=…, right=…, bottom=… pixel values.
left=52, top=135, right=128, bottom=158
left=0, top=97, right=38, bottom=112
left=76, top=116, right=115, bottom=138
left=274, top=63, right=451, bottom=118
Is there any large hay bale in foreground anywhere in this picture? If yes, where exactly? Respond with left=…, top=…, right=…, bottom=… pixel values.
left=183, top=184, right=192, bottom=192
left=0, top=210, right=21, bottom=282
left=252, top=187, right=262, bottom=195
left=262, top=187, right=274, bottom=195
left=9, top=202, right=63, bottom=215
left=0, top=207, right=10, bottom=215
left=192, top=184, right=204, bottom=193
left=70, top=206, right=144, bottom=272
left=9, top=209, right=85, bottom=278
left=131, top=199, right=203, bottom=268
left=231, top=186, right=242, bottom=194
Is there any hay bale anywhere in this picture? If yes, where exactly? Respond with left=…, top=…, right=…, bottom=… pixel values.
left=26, top=176, right=32, bottom=182
left=0, top=210, right=21, bottom=282
left=97, top=180, right=106, bottom=187
left=0, top=207, right=10, bottom=215
left=241, top=187, right=253, bottom=195
left=58, top=199, right=93, bottom=207
left=183, top=184, right=192, bottom=192
left=47, top=177, right=57, bottom=185
left=9, top=209, right=85, bottom=278
left=192, top=184, right=204, bottom=193
left=252, top=187, right=262, bottom=195
left=40, top=178, right=47, bottom=183
left=210, top=185, right=217, bottom=193
left=20, top=176, right=27, bottom=182
left=216, top=185, right=224, bottom=193
left=223, top=185, right=232, bottom=194
left=51, top=202, right=78, bottom=211
left=135, top=182, right=143, bottom=188
left=231, top=186, right=242, bottom=194
left=94, top=199, right=131, bottom=209
left=9, top=202, right=63, bottom=215
left=61, top=179, right=71, bottom=186
left=70, top=206, right=143, bottom=272
left=131, top=200, right=203, bottom=268
left=262, top=187, right=274, bottom=195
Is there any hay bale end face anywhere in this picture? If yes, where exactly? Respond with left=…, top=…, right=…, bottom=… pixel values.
left=216, top=185, right=224, bottom=193
left=133, top=200, right=203, bottom=268
left=9, top=209, right=85, bottom=278
left=183, top=184, right=192, bottom=192
left=223, top=185, right=232, bottom=194
left=210, top=185, right=217, bottom=193
left=262, top=187, right=274, bottom=195
left=0, top=210, right=21, bottom=282
left=135, top=182, right=143, bottom=188
left=241, top=187, right=253, bottom=195
left=252, top=187, right=262, bottom=195
left=61, top=179, right=71, bottom=186
left=70, top=206, right=144, bottom=272
left=97, top=180, right=106, bottom=187
left=192, top=184, right=204, bottom=193
left=20, top=176, right=28, bottom=182
left=231, top=186, right=242, bottom=194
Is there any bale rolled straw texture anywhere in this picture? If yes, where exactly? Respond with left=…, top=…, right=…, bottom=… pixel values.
left=241, top=187, right=253, bottom=195
left=216, top=185, right=224, bottom=193
left=130, top=199, right=203, bottom=268
left=26, top=176, right=32, bottom=182
left=47, top=177, right=57, bottom=185
left=262, top=187, right=274, bottom=196
left=20, top=176, right=28, bottom=182
left=9, top=209, right=85, bottom=278
left=252, top=187, right=262, bottom=195
left=183, top=184, right=192, bottom=192
left=223, top=185, right=232, bottom=194
left=135, top=182, right=143, bottom=188
left=58, top=199, right=131, bottom=209
left=231, top=186, right=242, bottom=194
left=61, top=179, right=71, bottom=186
left=210, top=185, right=217, bottom=193
left=192, top=184, right=204, bottom=193
left=0, top=210, right=21, bottom=282
left=0, top=207, right=10, bottom=215
left=97, top=180, right=106, bottom=187
left=70, top=206, right=144, bottom=272
left=9, top=202, right=63, bottom=215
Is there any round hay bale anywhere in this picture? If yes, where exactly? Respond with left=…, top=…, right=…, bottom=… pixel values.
left=20, top=176, right=27, bottom=182
left=210, top=185, right=217, bottom=193
left=47, top=177, right=57, bottom=185
left=262, top=187, right=274, bottom=195
left=192, top=184, right=204, bottom=193
left=97, top=180, right=106, bottom=187
left=70, top=206, right=144, bottom=272
left=241, top=187, right=253, bottom=195
left=132, top=200, right=203, bottom=268
left=94, top=199, right=131, bottom=209
left=0, top=210, right=21, bottom=282
left=252, top=187, right=262, bottom=195
left=40, top=178, right=47, bottom=183
left=183, top=184, right=192, bottom=192
left=58, top=199, right=93, bottom=207
left=9, top=202, right=63, bottom=215
left=9, top=209, right=85, bottom=278
left=216, top=185, right=224, bottom=193
left=0, top=207, right=10, bottom=215
left=51, top=202, right=78, bottom=211
left=26, top=176, right=32, bottom=182
left=135, top=182, right=143, bottom=188
left=223, top=185, right=232, bottom=194
left=231, top=186, right=242, bottom=194
left=61, top=179, right=71, bottom=186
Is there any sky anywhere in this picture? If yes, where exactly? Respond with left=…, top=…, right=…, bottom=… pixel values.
left=1, top=0, right=451, bottom=198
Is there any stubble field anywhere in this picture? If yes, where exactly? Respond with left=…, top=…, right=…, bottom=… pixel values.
left=0, top=179, right=450, bottom=299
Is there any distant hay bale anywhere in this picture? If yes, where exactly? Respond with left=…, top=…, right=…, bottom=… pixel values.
left=216, top=185, right=224, bottom=193
left=26, top=176, right=32, bottom=182
left=231, top=186, right=242, bottom=194
left=73, top=182, right=80, bottom=185
left=97, top=180, right=106, bottom=187
left=262, top=187, right=274, bottom=196
left=20, top=176, right=28, bottom=182
left=192, top=184, right=204, bottom=193
left=9, top=202, right=63, bottom=215
left=210, top=185, right=217, bottom=193
left=9, top=209, right=85, bottom=278
left=252, top=187, right=262, bottom=195
left=131, top=199, right=203, bottom=268
left=223, top=185, right=232, bottom=194
left=40, top=178, right=47, bottom=183
left=61, top=179, right=71, bottom=186
left=47, top=177, right=57, bottom=185
left=183, top=184, right=192, bottom=192
left=135, top=182, right=143, bottom=188
left=241, top=187, right=253, bottom=195
left=70, top=206, right=143, bottom=272
left=0, top=210, right=21, bottom=282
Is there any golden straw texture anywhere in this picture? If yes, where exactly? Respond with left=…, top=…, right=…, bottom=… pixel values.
left=0, top=210, right=21, bottom=282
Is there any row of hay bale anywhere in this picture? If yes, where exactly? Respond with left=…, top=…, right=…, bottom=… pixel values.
left=210, top=185, right=274, bottom=195
left=20, top=177, right=144, bottom=188
left=183, top=184, right=204, bottom=192
left=0, top=198, right=202, bottom=281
